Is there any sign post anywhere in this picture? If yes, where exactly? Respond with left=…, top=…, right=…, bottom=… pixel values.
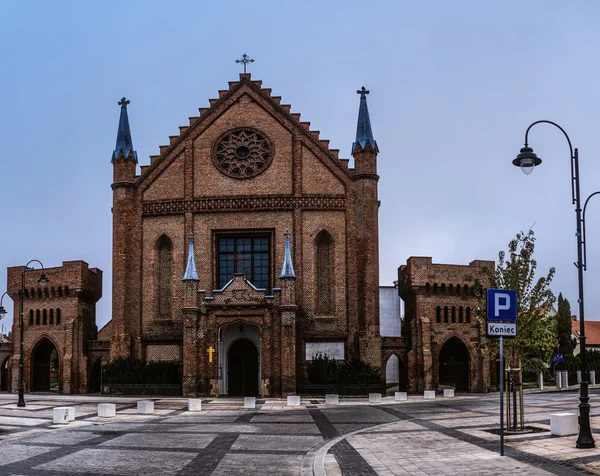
left=487, top=288, right=517, bottom=457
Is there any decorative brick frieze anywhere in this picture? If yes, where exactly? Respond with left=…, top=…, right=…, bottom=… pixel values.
left=142, top=195, right=346, bottom=217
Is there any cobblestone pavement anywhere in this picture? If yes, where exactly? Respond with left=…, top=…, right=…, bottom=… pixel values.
left=0, top=389, right=597, bottom=475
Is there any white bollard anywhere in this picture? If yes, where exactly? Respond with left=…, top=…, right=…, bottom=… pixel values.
left=325, top=394, right=339, bottom=405
left=537, top=372, right=544, bottom=390
left=577, top=370, right=582, bottom=384
left=188, top=399, right=202, bottom=412
left=368, top=393, right=382, bottom=403
left=591, top=370, right=596, bottom=386
left=53, top=407, right=70, bottom=424
left=287, top=395, right=301, bottom=406
left=562, top=371, right=569, bottom=388
left=137, top=401, right=154, bottom=414
left=551, top=413, right=578, bottom=436
left=98, top=403, right=116, bottom=418
left=443, top=388, right=455, bottom=397
left=424, top=390, right=436, bottom=399
left=555, top=371, right=562, bottom=389
left=244, top=397, right=256, bottom=409
left=395, top=392, right=407, bottom=401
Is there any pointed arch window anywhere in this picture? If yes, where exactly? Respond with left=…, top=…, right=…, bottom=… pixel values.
left=43, top=309, right=47, bottom=325
left=56, top=308, right=61, bottom=325
left=436, top=306, right=441, bottom=323
left=459, top=306, right=464, bottom=323
left=29, top=310, right=34, bottom=326
left=36, top=310, right=40, bottom=325
left=451, top=306, right=456, bottom=323
left=50, top=309, right=54, bottom=325
left=315, top=230, right=334, bottom=315
left=466, top=307, right=471, bottom=323
left=155, top=235, right=173, bottom=317
left=443, top=306, right=449, bottom=323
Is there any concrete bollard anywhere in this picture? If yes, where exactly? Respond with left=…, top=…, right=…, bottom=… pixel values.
left=188, top=399, right=202, bottom=412
left=368, top=393, right=382, bottom=403
left=137, top=401, right=154, bottom=414
left=53, top=407, right=70, bottom=424
left=98, top=403, right=116, bottom=418
left=325, top=394, right=339, bottom=405
left=537, top=372, right=544, bottom=390
left=551, top=413, right=578, bottom=436
left=443, top=388, right=455, bottom=397
left=287, top=395, right=301, bottom=406
left=424, top=390, right=435, bottom=399
left=562, top=370, right=569, bottom=388
left=244, top=397, right=256, bottom=409
left=577, top=370, right=582, bottom=384
left=591, top=370, right=596, bottom=386
left=395, top=392, right=407, bottom=401
left=556, top=371, right=562, bottom=389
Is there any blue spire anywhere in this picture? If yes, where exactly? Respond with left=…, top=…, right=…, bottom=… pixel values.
left=351, top=86, right=378, bottom=155
left=112, top=97, right=138, bottom=163
left=279, top=230, right=296, bottom=279
left=183, top=234, right=199, bottom=281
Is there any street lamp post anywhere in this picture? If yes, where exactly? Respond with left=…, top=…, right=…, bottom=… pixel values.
left=513, top=120, right=595, bottom=448
left=16, top=261, right=48, bottom=407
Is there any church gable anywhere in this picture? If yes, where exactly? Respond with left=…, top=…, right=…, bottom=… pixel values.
left=135, top=74, right=352, bottom=200
left=142, top=152, right=185, bottom=200
left=301, top=145, right=346, bottom=195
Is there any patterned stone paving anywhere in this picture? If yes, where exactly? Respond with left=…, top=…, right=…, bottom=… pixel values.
left=0, top=390, right=597, bottom=475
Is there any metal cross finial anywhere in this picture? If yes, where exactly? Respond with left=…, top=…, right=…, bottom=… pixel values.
left=118, top=97, right=130, bottom=108
left=236, top=53, right=254, bottom=73
left=357, top=86, right=370, bottom=98
left=188, top=234, right=194, bottom=244
left=285, top=229, right=291, bottom=241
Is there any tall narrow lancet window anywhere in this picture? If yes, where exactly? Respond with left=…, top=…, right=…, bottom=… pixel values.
left=315, top=230, right=334, bottom=315
left=155, top=235, right=173, bottom=317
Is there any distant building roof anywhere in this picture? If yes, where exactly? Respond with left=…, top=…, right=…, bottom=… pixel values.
left=572, top=320, right=600, bottom=346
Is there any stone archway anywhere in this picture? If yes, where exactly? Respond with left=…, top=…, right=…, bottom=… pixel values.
left=0, top=357, right=10, bottom=391
left=219, top=321, right=261, bottom=396
left=89, top=357, right=102, bottom=393
left=31, top=338, right=59, bottom=392
left=438, top=337, right=470, bottom=391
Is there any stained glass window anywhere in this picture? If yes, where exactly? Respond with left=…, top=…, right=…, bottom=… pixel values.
left=218, top=236, right=270, bottom=289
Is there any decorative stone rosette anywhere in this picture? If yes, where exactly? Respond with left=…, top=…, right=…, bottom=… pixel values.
left=213, top=128, right=273, bottom=179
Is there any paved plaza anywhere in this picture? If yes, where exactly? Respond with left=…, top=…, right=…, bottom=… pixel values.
left=0, top=390, right=598, bottom=475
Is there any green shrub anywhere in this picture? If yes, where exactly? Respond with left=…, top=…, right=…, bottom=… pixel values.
left=306, top=355, right=381, bottom=384
left=102, top=358, right=181, bottom=385
left=523, top=358, right=548, bottom=380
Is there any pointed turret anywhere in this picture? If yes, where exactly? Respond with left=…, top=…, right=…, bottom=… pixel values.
left=279, top=230, right=296, bottom=279
left=112, top=97, right=138, bottom=163
left=183, top=235, right=199, bottom=281
left=351, top=87, right=379, bottom=155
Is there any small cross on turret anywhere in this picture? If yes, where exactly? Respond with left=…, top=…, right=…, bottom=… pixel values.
left=357, top=86, right=369, bottom=99
left=236, top=53, right=254, bottom=74
left=118, top=97, right=130, bottom=108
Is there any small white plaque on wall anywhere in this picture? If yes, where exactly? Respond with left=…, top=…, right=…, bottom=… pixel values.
left=306, top=342, right=345, bottom=360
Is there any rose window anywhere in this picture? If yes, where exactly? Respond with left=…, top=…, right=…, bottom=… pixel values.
left=213, top=129, right=272, bottom=179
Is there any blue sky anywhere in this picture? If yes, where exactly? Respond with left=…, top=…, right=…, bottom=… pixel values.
left=1, top=0, right=600, bottom=330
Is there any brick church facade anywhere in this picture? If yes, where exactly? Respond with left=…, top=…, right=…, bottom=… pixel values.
left=2, top=73, right=495, bottom=396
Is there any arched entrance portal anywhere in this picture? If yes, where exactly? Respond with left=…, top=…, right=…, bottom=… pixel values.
left=228, top=339, right=259, bottom=396
left=31, top=339, right=59, bottom=392
left=89, top=358, right=102, bottom=393
left=438, top=337, right=470, bottom=391
left=219, top=321, right=261, bottom=396
left=1, top=357, right=10, bottom=391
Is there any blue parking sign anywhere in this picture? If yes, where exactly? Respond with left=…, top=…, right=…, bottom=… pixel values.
left=487, top=289, right=517, bottom=322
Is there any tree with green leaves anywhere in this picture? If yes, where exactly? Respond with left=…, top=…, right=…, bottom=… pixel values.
left=475, top=229, right=557, bottom=365
left=557, top=293, right=576, bottom=355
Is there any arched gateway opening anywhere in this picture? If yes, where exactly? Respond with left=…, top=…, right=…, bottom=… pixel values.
left=31, top=338, right=59, bottom=392
left=228, top=338, right=259, bottom=396
left=438, top=337, right=470, bottom=391
left=219, top=321, right=261, bottom=396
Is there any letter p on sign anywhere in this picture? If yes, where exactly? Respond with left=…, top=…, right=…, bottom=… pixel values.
left=487, top=289, right=517, bottom=322
left=494, top=293, right=511, bottom=317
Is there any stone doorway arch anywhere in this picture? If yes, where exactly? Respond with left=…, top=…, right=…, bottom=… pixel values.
left=0, top=357, right=10, bottom=391
left=31, top=338, right=59, bottom=392
left=89, top=357, right=102, bottom=393
left=219, top=321, right=261, bottom=396
left=438, top=337, right=470, bottom=391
